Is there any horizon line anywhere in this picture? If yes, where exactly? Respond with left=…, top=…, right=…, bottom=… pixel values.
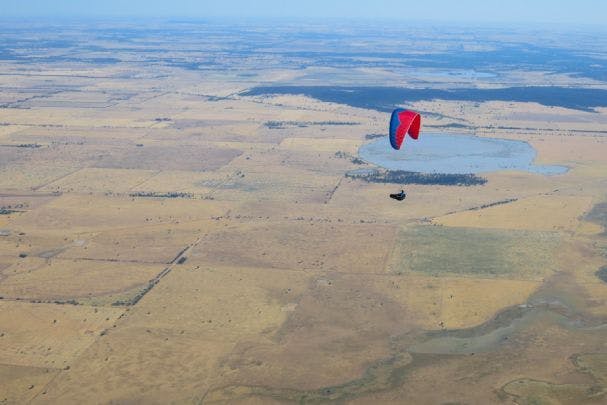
left=0, top=15, right=606, bottom=30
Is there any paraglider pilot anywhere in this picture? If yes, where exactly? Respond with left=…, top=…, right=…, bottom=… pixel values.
left=390, top=190, right=406, bottom=201
left=387, top=109, right=421, bottom=202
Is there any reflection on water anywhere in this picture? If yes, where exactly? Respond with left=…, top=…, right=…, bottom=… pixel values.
left=359, top=133, right=568, bottom=175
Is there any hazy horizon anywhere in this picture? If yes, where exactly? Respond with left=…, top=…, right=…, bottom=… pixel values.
left=3, top=0, right=607, bottom=26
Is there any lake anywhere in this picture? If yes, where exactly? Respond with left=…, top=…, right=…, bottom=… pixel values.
left=358, top=133, right=568, bottom=175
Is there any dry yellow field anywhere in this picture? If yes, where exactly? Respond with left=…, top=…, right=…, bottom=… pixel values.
left=369, top=274, right=541, bottom=329
left=189, top=220, right=397, bottom=273
left=9, top=193, right=230, bottom=233
left=0, top=364, right=59, bottom=404
left=0, top=258, right=164, bottom=302
left=0, top=164, right=77, bottom=191
left=279, top=137, right=362, bottom=154
left=0, top=301, right=123, bottom=369
left=32, top=265, right=304, bottom=403
left=38, top=168, right=158, bottom=194
left=433, top=195, right=599, bottom=233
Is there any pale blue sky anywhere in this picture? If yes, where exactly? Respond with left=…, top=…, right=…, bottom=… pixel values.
left=2, top=0, right=606, bottom=25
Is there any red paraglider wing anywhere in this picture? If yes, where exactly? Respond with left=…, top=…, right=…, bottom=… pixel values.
left=389, top=109, right=421, bottom=150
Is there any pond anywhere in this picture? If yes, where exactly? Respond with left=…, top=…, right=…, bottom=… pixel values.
left=358, top=133, right=568, bottom=175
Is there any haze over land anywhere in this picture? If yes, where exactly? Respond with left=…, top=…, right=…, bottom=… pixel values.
left=0, top=5, right=607, bottom=404
left=3, top=0, right=607, bottom=25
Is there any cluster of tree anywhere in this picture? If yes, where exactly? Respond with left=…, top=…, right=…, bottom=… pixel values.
left=467, top=198, right=518, bottom=211
left=428, top=123, right=469, bottom=129
left=346, top=170, right=487, bottom=186
left=1, top=203, right=25, bottom=210
left=334, top=151, right=365, bottom=165
left=11, top=143, right=41, bottom=148
left=54, top=299, right=79, bottom=305
left=334, top=151, right=348, bottom=159
left=246, top=85, right=607, bottom=112
left=129, top=192, right=194, bottom=199
left=265, top=120, right=359, bottom=129
left=112, top=283, right=154, bottom=306
left=365, top=133, right=384, bottom=139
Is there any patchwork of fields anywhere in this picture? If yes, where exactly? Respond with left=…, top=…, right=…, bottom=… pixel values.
left=0, top=20, right=606, bottom=404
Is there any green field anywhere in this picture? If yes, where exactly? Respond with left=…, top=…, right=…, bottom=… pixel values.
left=393, top=226, right=561, bottom=279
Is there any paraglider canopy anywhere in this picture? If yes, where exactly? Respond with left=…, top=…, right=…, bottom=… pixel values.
left=389, top=109, right=421, bottom=150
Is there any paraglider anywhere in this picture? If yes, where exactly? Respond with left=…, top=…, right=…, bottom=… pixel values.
left=389, top=109, right=421, bottom=150
left=388, top=109, right=421, bottom=201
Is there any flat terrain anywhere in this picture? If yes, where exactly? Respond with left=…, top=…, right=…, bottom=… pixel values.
left=0, top=20, right=606, bottom=404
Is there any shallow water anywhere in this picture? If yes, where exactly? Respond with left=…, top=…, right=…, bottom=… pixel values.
left=409, top=69, right=497, bottom=79
left=358, top=133, right=568, bottom=175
